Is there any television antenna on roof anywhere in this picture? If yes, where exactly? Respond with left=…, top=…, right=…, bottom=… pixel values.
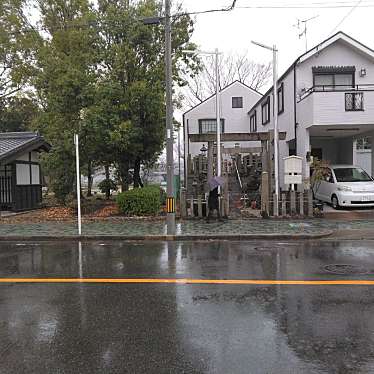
left=294, top=15, right=319, bottom=52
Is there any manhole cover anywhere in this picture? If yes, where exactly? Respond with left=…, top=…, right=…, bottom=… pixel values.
left=324, top=264, right=368, bottom=275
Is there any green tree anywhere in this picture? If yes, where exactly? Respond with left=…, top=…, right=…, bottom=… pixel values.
left=0, top=0, right=41, bottom=100
left=94, top=0, right=198, bottom=189
left=32, top=0, right=99, bottom=201
left=0, top=96, right=39, bottom=132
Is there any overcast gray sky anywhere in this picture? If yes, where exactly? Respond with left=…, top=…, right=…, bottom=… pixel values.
left=180, top=0, right=374, bottom=74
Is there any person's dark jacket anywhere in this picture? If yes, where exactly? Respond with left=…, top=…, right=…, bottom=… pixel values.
left=208, top=187, right=219, bottom=210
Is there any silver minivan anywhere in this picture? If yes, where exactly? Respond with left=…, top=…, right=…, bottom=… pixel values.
left=313, top=165, right=374, bottom=209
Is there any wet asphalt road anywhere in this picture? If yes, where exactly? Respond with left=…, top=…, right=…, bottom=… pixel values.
left=1, top=240, right=374, bottom=373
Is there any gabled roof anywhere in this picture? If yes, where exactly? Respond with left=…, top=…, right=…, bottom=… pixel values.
left=183, top=80, right=262, bottom=116
left=0, top=132, right=51, bottom=164
left=298, top=31, right=374, bottom=64
left=247, top=31, right=374, bottom=115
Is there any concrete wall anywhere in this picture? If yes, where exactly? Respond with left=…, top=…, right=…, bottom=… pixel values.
left=298, top=91, right=374, bottom=127
left=248, top=72, right=295, bottom=143
left=356, top=150, right=371, bottom=174
left=184, top=81, right=262, bottom=161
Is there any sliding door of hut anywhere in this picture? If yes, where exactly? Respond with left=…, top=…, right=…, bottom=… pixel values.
left=0, top=164, right=13, bottom=209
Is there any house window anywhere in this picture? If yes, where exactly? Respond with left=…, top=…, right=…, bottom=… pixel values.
left=232, top=97, right=243, bottom=108
left=345, top=92, right=364, bottom=111
left=198, top=119, right=225, bottom=134
left=261, top=97, right=270, bottom=125
left=356, top=137, right=371, bottom=150
left=16, top=164, right=30, bottom=185
left=313, top=66, right=355, bottom=90
left=277, top=83, right=284, bottom=114
left=250, top=111, right=257, bottom=132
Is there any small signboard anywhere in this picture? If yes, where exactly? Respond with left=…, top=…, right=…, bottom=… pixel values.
left=284, top=174, right=302, bottom=185
left=284, top=156, right=303, bottom=174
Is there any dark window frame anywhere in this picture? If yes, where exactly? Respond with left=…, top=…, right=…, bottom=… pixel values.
left=277, top=82, right=284, bottom=114
left=312, top=66, right=355, bottom=90
left=250, top=111, right=257, bottom=132
left=198, top=118, right=225, bottom=134
left=261, top=97, right=270, bottom=125
left=232, top=96, right=243, bottom=108
left=345, top=92, right=364, bottom=111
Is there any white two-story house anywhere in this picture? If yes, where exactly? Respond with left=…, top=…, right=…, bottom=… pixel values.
left=183, top=80, right=262, bottom=179
left=248, top=31, right=374, bottom=189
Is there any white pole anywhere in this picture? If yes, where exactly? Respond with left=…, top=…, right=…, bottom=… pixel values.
left=78, top=241, right=83, bottom=278
left=273, top=45, right=279, bottom=216
left=215, top=48, right=221, bottom=177
left=74, top=134, right=82, bottom=235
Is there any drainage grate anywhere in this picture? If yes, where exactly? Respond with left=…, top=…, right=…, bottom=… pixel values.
left=323, top=264, right=369, bottom=275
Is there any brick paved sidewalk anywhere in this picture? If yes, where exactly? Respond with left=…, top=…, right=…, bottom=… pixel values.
left=0, top=218, right=343, bottom=238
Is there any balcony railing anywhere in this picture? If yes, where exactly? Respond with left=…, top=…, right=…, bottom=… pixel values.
left=299, top=84, right=374, bottom=102
left=297, top=85, right=374, bottom=126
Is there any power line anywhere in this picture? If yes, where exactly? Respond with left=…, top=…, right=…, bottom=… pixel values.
left=2, top=0, right=238, bottom=37
left=237, top=0, right=374, bottom=8
left=329, top=0, right=363, bottom=34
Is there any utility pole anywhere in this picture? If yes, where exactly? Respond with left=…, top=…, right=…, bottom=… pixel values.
left=165, top=0, right=175, bottom=234
left=252, top=40, right=279, bottom=216
left=294, top=16, right=319, bottom=52
left=215, top=48, right=221, bottom=177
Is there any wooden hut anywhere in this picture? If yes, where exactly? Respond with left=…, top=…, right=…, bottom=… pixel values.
left=0, top=132, right=51, bottom=211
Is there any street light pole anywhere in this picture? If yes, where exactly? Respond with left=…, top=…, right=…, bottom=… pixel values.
left=251, top=40, right=279, bottom=216
left=272, top=44, right=279, bottom=217
left=165, top=0, right=175, bottom=234
left=74, top=134, right=82, bottom=235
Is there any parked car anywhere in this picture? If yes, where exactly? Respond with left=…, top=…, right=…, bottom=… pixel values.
left=313, top=165, right=374, bottom=209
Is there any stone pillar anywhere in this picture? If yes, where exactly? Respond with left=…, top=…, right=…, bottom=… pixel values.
left=261, top=140, right=268, bottom=173
left=207, top=141, right=214, bottom=182
left=352, top=139, right=357, bottom=166
left=180, top=188, right=187, bottom=218
left=261, top=171, right=269, bottom=216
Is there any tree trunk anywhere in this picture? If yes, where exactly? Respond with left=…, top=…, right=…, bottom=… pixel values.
left=104, top=164, right=111, bottom=200
left=133, top=158, right=143, bottom=188
left=87, top=160, right=93, bottom=197
left=119, top=160, right=130, bottom=192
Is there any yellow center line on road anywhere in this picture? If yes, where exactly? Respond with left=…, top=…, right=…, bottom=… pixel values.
left=1, top=278, right=374, bottom=285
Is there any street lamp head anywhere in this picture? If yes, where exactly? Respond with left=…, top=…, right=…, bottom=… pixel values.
left=182, top=49, right=222, bottom=56
left=141, top=16, right=163, bottom=25
left=251, top=40, right=277, bottom=52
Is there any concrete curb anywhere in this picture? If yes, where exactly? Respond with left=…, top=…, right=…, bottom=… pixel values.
left=0, top=231, right=333, bottom=241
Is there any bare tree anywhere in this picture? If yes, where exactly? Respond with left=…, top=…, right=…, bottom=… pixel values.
left=180, top=52, right=271, bottom=108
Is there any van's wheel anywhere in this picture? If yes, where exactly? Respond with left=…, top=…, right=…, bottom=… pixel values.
left=331, top=195, right=340, bottom=210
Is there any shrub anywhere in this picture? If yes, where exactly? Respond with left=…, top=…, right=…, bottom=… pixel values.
left=98, top=178, right=118, bottom=198
left=116, top=186, right=163, bottom=216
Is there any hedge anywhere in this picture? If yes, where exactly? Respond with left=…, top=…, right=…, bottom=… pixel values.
left=116, top=186, right=164, bottom=216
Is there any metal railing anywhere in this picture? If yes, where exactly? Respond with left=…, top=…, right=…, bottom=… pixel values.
left=298, top=84, right=374, bottom=102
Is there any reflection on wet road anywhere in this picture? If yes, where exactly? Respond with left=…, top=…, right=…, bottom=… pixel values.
left=1, top=240, right=374, bottom=373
